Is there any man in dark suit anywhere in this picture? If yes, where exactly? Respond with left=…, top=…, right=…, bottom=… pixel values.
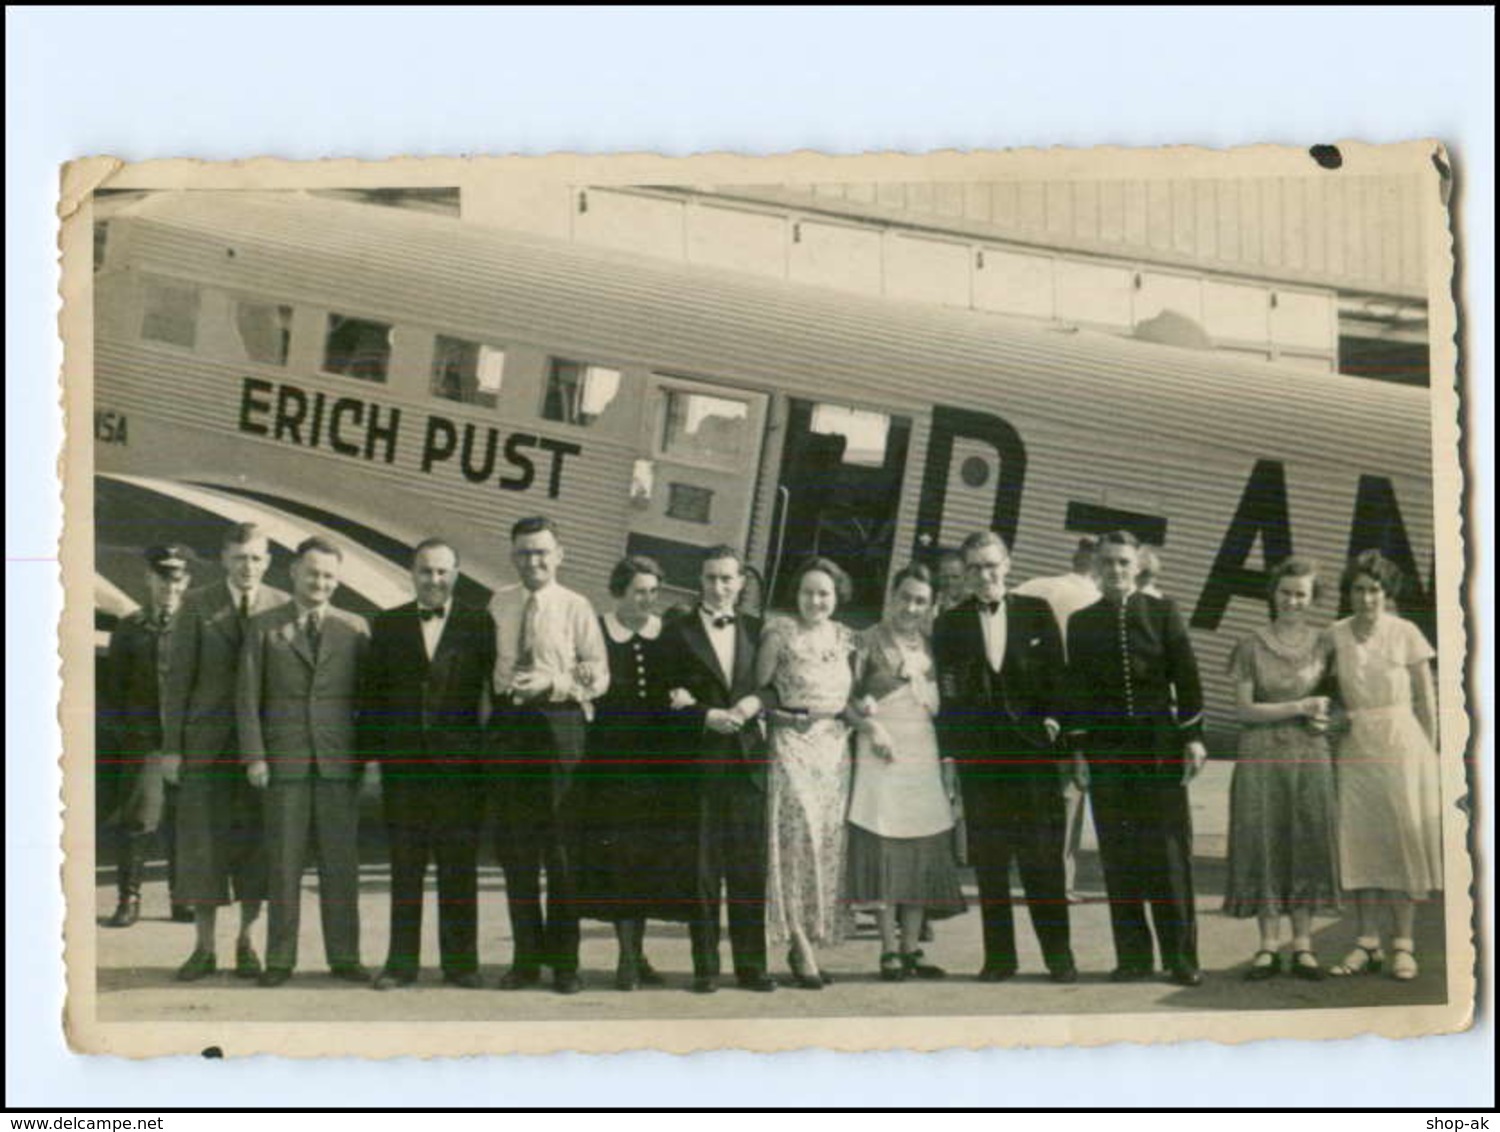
left=933, top=530, right=1077, bottom=984
left=238, top=535, right=375, bottom=987
left=660, top=545, right=778, bottom=995
left=488, top=516, right=608, bottom=994
left=100, top=544, right=192, bottom=929
left=162, top=522, right=287, bottom=981
left=363, top=538, right=495, bottom=990
left=1065, top=530, right=1207, bottom=987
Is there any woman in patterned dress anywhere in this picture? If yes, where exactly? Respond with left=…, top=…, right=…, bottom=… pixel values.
left=1222, top=557, right=1341, bottom=981
left=1327, top=551, right=1442, bottom=982
left=757, top=556, right=859, bottom=989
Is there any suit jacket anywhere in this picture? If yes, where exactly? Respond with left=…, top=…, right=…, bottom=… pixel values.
left=660, top=608, right=771, bottom=789
left=238, top=602, right=370, bottom=781
left=103, top=608, right=174, bottom=756
left=163, top=582, right=290, bottom=763
left=932, top=593, right=1066, bottom=764
left=362, top=601, right=496, bottom=780
left=1065, top=591, right=1205, bottom=766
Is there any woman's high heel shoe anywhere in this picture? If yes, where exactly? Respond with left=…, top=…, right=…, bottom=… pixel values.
left=787, top=946, right=825, bottom=991
left=879, top=951, right=907, bottom=982
left=1328, top=943, right=1384, bottom=977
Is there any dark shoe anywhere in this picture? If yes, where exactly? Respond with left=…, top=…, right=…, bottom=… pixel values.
left=1245, top=949, right=1281, bottom=982
left=1049, top=963, right=1080, bottom=985
left=902, top=949, right=946, bottom=980
left=1328, top=944, right=1384, bottom=977
left=736, top=972, right=778, bottom=993
left=615, top=951, right=641, bottom=992
left=497, top=966, right=543, bottom=990
left=978, top=964, right=1019, bottom=983
left=637, top=956, right=667, bottom=988
left=373, top=969, right=418, bottom=991
left=553, top=971, right=582, bottom=995
left=105, top=897, right=141, bottom=929
left=919, top=921, right=935, bottom=943
left=330, top=963, right=373, bottom=984
left=1168, top=965, right=1204, bottom=987
left=442, top=971, right=483, bottom=990
left=175, top=948, right=217, bottom=982
left=257, top=967, right=292, bottom=988
left=1290, top=950, right=1326, bottom=982
left=171, top=903, right=196, bottom=924
left=690, top=974, right=719, bottom=995
left=1110, top=966, right=1155, bottom=983
left=880, top=952, right=908, bottom=983
left=234, top=941, right=263, bottom=980
left=786, top=947, right=825, bottom=991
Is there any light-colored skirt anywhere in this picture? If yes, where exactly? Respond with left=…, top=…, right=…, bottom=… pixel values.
left=1337, top=705, right=1442, bottom=897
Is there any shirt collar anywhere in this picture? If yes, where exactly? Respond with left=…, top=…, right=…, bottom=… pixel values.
left=228, top=581, right=257, bottom=605
left=700, top=604, right=736, bottom=628
left=417, top=598, right=453, bottom=616
left=605, top=612, right=661, bottom=642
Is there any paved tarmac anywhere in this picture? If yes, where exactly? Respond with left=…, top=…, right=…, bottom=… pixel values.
left=92, top=764, right=1449, bottom=1023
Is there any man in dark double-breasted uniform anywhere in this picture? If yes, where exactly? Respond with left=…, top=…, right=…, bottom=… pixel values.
left=1066, top=530, right=1207, bottom=987
left=933, top=531, right=1077, bottom=983
left=363, top=538, right=496, bottom=990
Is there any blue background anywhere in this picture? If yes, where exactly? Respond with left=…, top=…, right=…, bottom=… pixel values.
left=7, top=5, right=1493, bottom=1109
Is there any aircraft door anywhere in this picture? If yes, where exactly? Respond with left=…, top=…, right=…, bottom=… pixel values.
left=625, top=375, right=769, bottom=593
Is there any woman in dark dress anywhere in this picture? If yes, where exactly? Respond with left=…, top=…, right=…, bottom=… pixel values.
left=574, top=556, right=700, bottom=990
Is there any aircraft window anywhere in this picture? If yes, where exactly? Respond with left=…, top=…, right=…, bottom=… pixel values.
left=140, top=278, right=200, bottom=349
left=659, top=389, right=750, bottom=470
left=323, top=314, right=392, bottom=383
left=233, top=300, right=294, bottom=366
left=542, top=358, right=621, bottom=427
left=809, top=403, right=891, bottom=468
left=431, top=335, right=505, bottom=408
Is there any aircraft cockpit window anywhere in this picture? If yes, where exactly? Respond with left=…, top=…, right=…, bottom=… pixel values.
left=542, top=358, right=622, bottom=427
left=659, top=389, right=750, bottom=471
left=323, top=314, right=393, bottom=383
left=140, top=277, right=200, bottom=349
left=233, top=300, right=294, bottom=366
left=431, top=335, right=505, bottom=408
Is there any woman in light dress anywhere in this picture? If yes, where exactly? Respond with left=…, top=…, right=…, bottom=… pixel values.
left=1222, top=557, right=1341, bottom=981
left=1327, top=551, right=1442, bottom=982
left=846, top=564, right=966, bottom=981
left=757, top=556, right=859, bottom=989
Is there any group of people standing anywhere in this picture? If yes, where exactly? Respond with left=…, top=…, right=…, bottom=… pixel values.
left=98, top=514, right=1443, bottom=996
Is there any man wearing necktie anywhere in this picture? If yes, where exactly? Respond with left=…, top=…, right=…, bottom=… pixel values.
left=659, top=545, right=777, bottom=994
left=1065, top=530, right=1207, bottom=987
left=162, top=523, right=287, bottom=981
left=488, top=516, right=608, bottom=994
left=933, top=531, right=1077, bottom=983
left=363, top=538, right=496, bottom=990
left=100, top=544, right=192, bottom=929
left=238, top=536, right=374, bottom=987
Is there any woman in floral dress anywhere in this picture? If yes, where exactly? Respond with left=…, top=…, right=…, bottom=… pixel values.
left=1222, top=557, right=1341, bottom=982
left=757, top=556, right=859, bottom=989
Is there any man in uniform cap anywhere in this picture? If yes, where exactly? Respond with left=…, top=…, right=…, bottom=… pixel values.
left=100, top=544, right=192, bottom=927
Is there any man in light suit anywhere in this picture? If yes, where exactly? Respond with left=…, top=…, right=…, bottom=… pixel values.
left=162, top=523, right=286, bottom=981
left=239, top=535, right=375, bottom=987
left=363, top=538, right=496, bottom=990
left=933, top=530, right=1077, bottom=984
left=660, top=545, right=777, bottom=995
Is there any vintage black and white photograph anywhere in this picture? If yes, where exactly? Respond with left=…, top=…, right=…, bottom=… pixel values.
left=62, top=146, right=1471, bottom=1056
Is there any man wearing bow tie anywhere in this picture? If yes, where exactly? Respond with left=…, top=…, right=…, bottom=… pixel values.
left=238, top=536, right=374, bottom=987
left=488, top=516, right=608, bottom=994
left=660, top=545, right=777, bottom=994
left=364, top=539, right=496, bottom=990
left=933, top=531, right=1076, bottom=983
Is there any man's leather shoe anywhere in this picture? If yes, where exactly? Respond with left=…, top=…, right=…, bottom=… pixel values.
left=175, top=948, right=217, bottom=982
left=553, top=972, right=582, bottom=995
left=234, top=941, right=263, bottom=980
left=257, top=967, right=293, bottom=988
left=1049, top=964, right=1080, bottom=985
left=330, top=963, right=373, bottom=984
left=637, top=956, right=667, bottom=987
left=690, top=975, right=719, bottom=995
left=1110, top=966, right=1156, bottom=983
left=1168, top=965, right=1204, bottom=988
left=977, top=964, right=1018, bottom=983
left=373, top=969, right=418, bottom=991
left=497, top=966, right=543, bottom=990
left=442, top=971, right=483, bottom=989
left=736, top=972, right=778, bottom=993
